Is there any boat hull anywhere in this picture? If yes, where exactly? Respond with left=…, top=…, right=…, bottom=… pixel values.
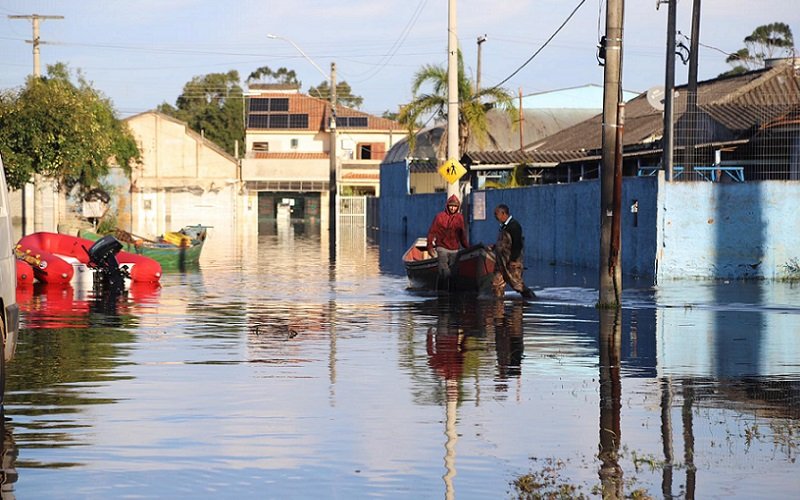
left=403, top=239, right=496, bottom=294
left=15, top=232, right=162, bottom=285
left=78, top=228, right=205, bottom=269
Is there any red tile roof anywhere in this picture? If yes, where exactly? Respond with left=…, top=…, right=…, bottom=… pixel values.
left=253, top=152, right=329, bottom=160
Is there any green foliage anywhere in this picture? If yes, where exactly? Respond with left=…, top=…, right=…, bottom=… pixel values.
left=0, top=63, right=140, bottom=192
left=721, top=22, right=795, bottom=76
left=483, top=164, right=532, bottom=189
left=398, top=50, right=516, bottom=157
left=307, top=80, right=364, bottom=109
left=246, top=66, right=301, bottom=87
left=157, top=70, right=245, bottom=156
left=96, top=213, right=118, bottom=234
left=382, top=110, right=400, bottom=121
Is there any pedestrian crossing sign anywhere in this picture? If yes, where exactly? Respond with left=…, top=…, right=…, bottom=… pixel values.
left=438, top=158, right=467, bottom=184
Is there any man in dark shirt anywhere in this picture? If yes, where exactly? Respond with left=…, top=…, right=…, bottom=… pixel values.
left=492, top=204, right=535, bottom=299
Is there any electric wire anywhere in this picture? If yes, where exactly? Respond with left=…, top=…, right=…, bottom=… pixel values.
left=483, top=0, right=588, bottom=92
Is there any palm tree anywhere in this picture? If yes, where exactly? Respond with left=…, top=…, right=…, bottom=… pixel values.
left=399, top=51, right=516, bottom=158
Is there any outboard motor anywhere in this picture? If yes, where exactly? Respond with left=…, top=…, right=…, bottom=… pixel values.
left=86, top=235, right=129, bottom=292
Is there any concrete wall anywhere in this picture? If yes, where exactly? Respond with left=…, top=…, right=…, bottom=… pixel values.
left=381, top=160, right=800, bottom=280
left=380, top=160, right=657, bottom=280
left=656, top=178, right=800, bottom=280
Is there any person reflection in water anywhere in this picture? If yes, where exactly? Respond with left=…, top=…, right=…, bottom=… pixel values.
left=426, top=195, right=470, bottom=279
left=491, top=204, right=535, bottom=299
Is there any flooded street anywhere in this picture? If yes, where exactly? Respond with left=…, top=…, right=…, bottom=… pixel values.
left=5, top=222, right=800, bottom=499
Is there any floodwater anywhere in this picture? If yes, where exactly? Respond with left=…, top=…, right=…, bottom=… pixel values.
left=4, top=221, right=799, bottom=499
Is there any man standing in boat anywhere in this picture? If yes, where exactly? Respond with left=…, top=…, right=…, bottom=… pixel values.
left=492, top=204, right=535, bottom=299
left=426, top=195, right=470, bottom=279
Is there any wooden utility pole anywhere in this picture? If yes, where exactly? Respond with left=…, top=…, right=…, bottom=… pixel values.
left=8, top=14, right=64, bottom=234
left=598, top=0, right=625, bottom=308
left=446, top=0, right=460, bottom=199
left=329, top=62, right=338, bottom=261
left=662, top=0, right=676, bottom=181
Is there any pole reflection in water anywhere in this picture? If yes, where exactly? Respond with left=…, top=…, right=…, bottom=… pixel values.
left=598, top=309, right=623, bottom=499
left=423, top=296, right=525, bottom=499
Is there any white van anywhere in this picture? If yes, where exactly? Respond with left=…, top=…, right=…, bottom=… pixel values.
left=0, top=154, right=19, bottom=398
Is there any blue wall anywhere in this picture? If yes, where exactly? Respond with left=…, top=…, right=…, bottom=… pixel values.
left=380, top=161, right=800, bottom=280
left=656, top=180, right=800, bottom=280
left=380, top=160, right=659, bottom=278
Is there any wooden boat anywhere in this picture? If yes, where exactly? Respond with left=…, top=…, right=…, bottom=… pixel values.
left=15, top=232, right=162, bottom=285
left=403, top=238, right=496, bottom=294
left=78, top=225, right=207, bottom=269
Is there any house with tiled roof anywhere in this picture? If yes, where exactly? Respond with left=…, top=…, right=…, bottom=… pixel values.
left=241, top=84, right=403, bottom=221
left=524, top=59, right=800, bottom=183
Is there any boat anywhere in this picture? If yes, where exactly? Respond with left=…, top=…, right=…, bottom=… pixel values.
left=15, top=232, right=162, bottom=285
left=403, top=238, right=497, bottom=294
left=78, top=225, right=207, bottom=269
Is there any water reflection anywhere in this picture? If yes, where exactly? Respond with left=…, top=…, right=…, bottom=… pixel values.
left=598, top=309, right=623, bottom=499
left=418, top=296, right=527, bottom=499
left=3, top=228, right=799, bottom=498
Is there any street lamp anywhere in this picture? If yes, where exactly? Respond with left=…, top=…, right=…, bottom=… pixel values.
left=267, top=34, right=338, bottom=259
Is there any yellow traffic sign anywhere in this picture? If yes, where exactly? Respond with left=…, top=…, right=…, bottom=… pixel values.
left=438, top=158, right=467, bottom=184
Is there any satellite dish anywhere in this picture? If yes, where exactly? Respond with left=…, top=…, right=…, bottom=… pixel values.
left=646, top=86, right=665, bottom=111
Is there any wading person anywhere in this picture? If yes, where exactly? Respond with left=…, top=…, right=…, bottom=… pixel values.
left=492, top=204, right=535, bottom=299
left=426, top=195, right=470, bottom=279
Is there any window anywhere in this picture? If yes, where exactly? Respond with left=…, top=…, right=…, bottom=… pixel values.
left=358, top=143, right=372, bottom=160
left=336, top=116, right=369, bottom=128
left=249, top=97, right=289, bottom=112
left=270, top=98, right=289, bottom=111
left=290, top=138, right=299, bottom=149
left=252, top=142, right=269, bottom=152
left=270, top=114, right=289, bottom=128
left=289, top=114, right=308, bottom=128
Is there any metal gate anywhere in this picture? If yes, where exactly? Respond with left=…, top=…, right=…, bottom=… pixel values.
left=338, top=196, right=366, bottom=223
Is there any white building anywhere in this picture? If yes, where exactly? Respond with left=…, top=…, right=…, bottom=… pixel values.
left=241, top=84, right=403, bottom=223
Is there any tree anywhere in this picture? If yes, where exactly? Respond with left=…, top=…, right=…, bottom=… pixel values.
left=0, top=63, right=140, bottom=192
left=246, top=66, right=301, bottom=87
left=398, top=51, right=516, bottom=157
left=723, top=22, right=795, bottom=75
left=307, top=80, right=364, bottom=109
left=157, top=70, right=245, bottom=156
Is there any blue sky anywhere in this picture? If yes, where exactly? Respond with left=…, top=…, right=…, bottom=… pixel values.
left=1, top=0, right=797, bottom=118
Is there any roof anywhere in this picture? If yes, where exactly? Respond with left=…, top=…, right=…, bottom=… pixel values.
left=527, top=61, right=800, bottom=163
left=125, top=111, right=238, bottom=163
left=383, top=107, right=597, bottom=163
left=246, top=90, right=401, bottom=132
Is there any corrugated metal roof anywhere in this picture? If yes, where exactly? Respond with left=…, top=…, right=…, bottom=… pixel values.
left=383, top=108, right=596, bottom=163
left=529, top=62, right=800, bottom=161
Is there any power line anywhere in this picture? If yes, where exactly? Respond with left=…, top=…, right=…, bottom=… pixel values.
left=485, top=0, right=588, bottom=91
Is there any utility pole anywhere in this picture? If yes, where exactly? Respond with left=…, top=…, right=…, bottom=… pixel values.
left=9, top=13, right=64, bottom=234
left=446, top=0, right=460, bottom=200
left=8, top=14, right=63, bottom=77
left=329, top=62, right=338, bottom=262
left=662, top=0, right=676, bottom=182
left=518, top=87, right=524, bottom=150
left=598, top=0, right=625, bottom=308
left=686, top=0, right=702, bottom=171
left=476, top=35, right=487, bottom=91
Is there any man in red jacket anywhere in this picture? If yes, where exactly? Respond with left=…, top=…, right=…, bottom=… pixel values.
left=426, top=195, right=470, bottom=279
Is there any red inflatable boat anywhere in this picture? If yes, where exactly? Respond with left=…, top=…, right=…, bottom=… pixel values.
left=15, top=232, right=162, bottom=285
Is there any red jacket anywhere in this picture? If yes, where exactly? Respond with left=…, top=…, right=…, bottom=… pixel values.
left=427, top=195, right=469, bottom=253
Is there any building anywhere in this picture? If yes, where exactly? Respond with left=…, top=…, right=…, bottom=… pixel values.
left=123, top=111, right=255, bottom=255
left=380, top=63, right=800, bottom=280
left=241, top=84, right=403, bottom=224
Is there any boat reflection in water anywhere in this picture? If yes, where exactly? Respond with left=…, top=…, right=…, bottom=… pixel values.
left=16, top=280, right=161, bottom=330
